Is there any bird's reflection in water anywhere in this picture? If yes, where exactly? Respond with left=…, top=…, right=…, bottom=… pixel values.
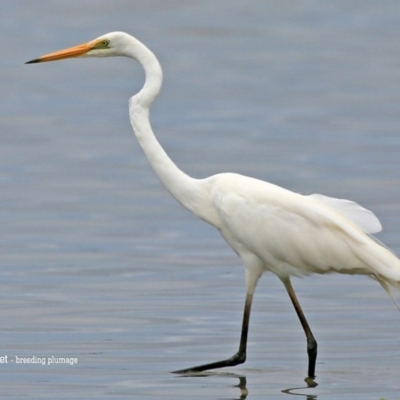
left=175, top=371, right=248, bottom=399
left=234, top=376, right=248, bottom=399
left=282, top=382, right=318, bottom=399
left=175, top=371, right=319, bottom=399
left=234, top=376, right=320, bottom=400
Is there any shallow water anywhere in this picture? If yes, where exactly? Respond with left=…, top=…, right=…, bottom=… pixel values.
left=1, top=1, right=400, bottom=398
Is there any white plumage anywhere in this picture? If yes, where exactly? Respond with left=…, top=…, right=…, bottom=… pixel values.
left=27, top=31, right=400, bottom=386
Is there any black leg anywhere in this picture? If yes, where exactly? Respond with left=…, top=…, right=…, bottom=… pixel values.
left=173, top=292, right=253, bottom=374
left=282, top=278, right=318, bottom=385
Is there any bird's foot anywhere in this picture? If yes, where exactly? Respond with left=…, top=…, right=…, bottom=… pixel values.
left=304, top=376, right=318, bottom=387
left=172, top=351, right=246, bottom=374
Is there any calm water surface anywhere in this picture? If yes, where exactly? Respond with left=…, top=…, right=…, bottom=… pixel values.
left=1, top=1, right=400, bottom=398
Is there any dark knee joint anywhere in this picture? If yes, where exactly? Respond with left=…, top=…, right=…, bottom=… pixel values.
left=307, top=338, right=317, bottom=355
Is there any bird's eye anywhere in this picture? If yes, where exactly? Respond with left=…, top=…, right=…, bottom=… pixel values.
left=94, top=39, right=110, bottom=49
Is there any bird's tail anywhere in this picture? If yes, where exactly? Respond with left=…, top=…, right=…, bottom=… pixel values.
left=373, top=275, right=400, bottom=312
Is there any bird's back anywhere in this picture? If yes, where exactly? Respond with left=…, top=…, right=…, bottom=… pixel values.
left=207, top=173, right=400, bottom=287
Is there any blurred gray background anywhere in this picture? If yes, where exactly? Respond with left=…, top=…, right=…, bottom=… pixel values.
left=1, top=1, right=400, bottom=398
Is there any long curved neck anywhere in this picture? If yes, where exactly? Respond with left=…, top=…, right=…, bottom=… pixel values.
left=126, top=37, right=214, bottom=223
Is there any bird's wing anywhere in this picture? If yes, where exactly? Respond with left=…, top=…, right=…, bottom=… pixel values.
left=307, top=193, right=382, bottom=234
left=210, top=174, right=394, bottom=279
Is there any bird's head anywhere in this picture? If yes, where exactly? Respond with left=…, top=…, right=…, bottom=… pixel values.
left=25, top=32, right=132, bottom=64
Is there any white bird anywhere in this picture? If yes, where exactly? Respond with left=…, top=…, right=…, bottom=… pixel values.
left=26, top=32, right=400, bottom=386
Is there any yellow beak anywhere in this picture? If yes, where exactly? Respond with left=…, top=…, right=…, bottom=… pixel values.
left=26, top=41, right=94, bottom=64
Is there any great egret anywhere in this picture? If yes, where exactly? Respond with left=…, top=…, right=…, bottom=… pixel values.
left=26, top=32, right=400, bottom=386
